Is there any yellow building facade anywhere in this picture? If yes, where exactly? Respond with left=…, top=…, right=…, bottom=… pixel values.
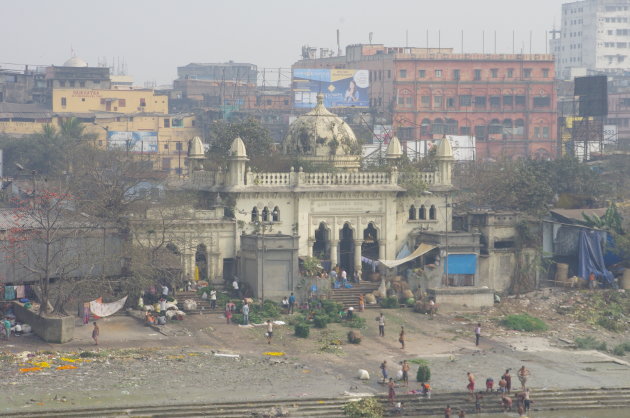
left=52, top=88, right=168, bottom=114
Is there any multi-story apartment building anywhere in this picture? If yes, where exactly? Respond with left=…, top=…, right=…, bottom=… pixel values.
left=551, top=0, right=630, bottom=80
left=294, top=44, right=557, bottom=159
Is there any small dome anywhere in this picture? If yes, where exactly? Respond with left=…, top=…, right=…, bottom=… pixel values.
left=436, top=136, right=454, bottom=159
left=230, top=137, right=247, bottom=158
left=283, top=94, right=359, bottom=158
left=188, top=136, right=205, bottom=160
left=63, top=56, right=88, bottom=67
left=386, top=136, right=403, bottom=159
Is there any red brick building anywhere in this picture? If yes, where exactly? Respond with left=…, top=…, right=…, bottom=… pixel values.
left=294, top=44, right=557, bottom=159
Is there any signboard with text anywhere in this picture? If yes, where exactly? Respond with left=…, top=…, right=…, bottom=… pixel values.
left=293, top=69, right=369, bottom=109
left=107, top=131, right=158, bottom=153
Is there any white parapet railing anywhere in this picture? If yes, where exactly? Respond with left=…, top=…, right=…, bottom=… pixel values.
left=301, top=171, right=392, bottom=185
left=247, top=171, right=292, bottom=186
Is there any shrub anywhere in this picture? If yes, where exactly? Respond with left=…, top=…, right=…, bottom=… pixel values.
left=380, top=296, right=400, bottom=309
left=313, top=314, right=329, bottom=329
left=321, top=300, right=344, bottom=316
left=344, top=316, right=367, bottom=329
left=406, top=298, right=415, bottom=306
left=612, top=342, right=630, bottom=356
left=500, top=314, right=548, bottom=332
left=575, top=336, right=607, bottom=351
left=416, top=362, right=431, bottom=382
left=295, top=322, right=310, bottom=338
left=343, top=397, right=383, bottom=418
left=231, top=313, right=244, bottom=325
left=287, top=313, right=306, bottom=326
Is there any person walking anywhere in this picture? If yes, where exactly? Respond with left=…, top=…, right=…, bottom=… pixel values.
left=380, top=360, right=388, bottom=383
left=377, top=313, right=385, bottom=337
left=209, top=289, right=217, bottom=309
left=474, top=323, right=481, bottom=347
left=518, top=365, right=530, bottom=389
left=92, top=322, right=100, bottom=345
left=225, top=304, right=233, bottom=324
left=399, top=326, right=406, bottom=349
left=2, top=317, right=11, bottom=340
left=242, top=302, right=250, bottom=325
left=401, top=360, right=410, bottom=386
left=288, top=292, right=296, bottom=314
left=266, top=320, right=273, bottom=344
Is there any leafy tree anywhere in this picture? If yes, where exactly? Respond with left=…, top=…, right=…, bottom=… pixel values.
left=207, top=117, right=275, bottom=169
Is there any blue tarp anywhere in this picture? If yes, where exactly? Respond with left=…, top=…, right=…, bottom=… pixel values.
left=578, top=229, right=614, bottom=284
left=445, top=254, right=477, bottom=275
left=604, top=233, right=622, bottom=266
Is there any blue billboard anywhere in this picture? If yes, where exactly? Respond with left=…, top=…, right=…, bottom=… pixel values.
left=107, top=131, right=158, bottom=153
left=293, top=69, right=369, bottom=109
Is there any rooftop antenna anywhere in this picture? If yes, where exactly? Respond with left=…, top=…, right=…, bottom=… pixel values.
left=336, top=29, right=341, bottom=56
left=406, top=30, right=409, bottom=48
left=482, top=30, right=485, bottom=54
left=369, top=32, right=373, bottom=45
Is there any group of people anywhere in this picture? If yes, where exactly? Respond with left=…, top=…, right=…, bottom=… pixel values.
left=458, top=366, right=531, bottom=416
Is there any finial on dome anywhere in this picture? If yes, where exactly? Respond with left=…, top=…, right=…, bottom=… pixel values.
left=316, top=93, right=324, bottom=106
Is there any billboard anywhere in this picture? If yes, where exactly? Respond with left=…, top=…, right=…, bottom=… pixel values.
left=293, top=69, right=369, bottom=109
left=107, top=131, right=158, bottom=153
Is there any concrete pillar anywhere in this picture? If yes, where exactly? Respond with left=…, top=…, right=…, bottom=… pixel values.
left=354, top=239, right=363, bottom=273
left=330, top=240, right=339, bottom=268
left=379, top=242, right=386, bottom=260
left=307, top=238, right=314, bottom=257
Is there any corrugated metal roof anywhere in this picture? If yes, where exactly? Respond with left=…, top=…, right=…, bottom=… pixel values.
left=550, top=208, right=607, bottom=222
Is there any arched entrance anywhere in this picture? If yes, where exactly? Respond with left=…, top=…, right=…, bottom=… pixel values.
left=362, top=223, right=379, bottom=260
left=339, top=223, right=355, bottom=275
left=195, top=244, right=208, bottom=282
left=312, top=222, right=330, bottom=261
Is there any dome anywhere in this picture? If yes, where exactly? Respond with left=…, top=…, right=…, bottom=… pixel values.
left=436, top=136, right=454, bottom=159
left=230, top=137, right=247, bottom=158
left=188, top=136, right=205, bottom=160
left=386, top=136, right=403, bottom=159
left=283, top=94, right=360, bottom=158
left=63, top=56, right=88, bottom=68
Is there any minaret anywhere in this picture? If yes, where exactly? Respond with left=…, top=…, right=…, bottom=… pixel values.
left=385, top=136, right=403, bottom=163
left=435, top=136, right=454, bottom=186
left=227, top=137, right=248, bottom=187
left=187, top=136, right=205, bottom=173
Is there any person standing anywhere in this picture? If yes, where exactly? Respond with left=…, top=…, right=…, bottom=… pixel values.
left=401, top=360, right=410, bottom=386
left=358, top=294, right=365, bottom=312
left=232, top=278, right=240, bottom=298
left=266, top=320, right=273, bottom=344
left=288, top=292, right=296, bottom=314
left=387, top=378, right=396, bottom=405
left=161, top=284, right=169, bottom=298
left=2, top=317, right=11, bottom=340
left=242, top=302, right=249, bottom=325
left=503, top=369, right=512, bottom=394
left=92, top=322, right=99, bottom=345
left=444, top=405, right=452, bottom=418
left=225, top=304, right=233, bottom=324
left=380, top=360, right=388, bottom=383
left=209, top=289, right=217, bottom=309
left=466, top=372, right=475, bottom=396
left=588, top=271, right=596, bottom=290
left=474, top=323, right=481, bottom=346
left=377, top=313, right=385, bottom=337
left=399, top=326, right=406, bottom=349
left=518, top=365, right=530, bottom=389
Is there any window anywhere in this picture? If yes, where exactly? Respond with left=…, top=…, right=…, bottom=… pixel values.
left=475, top=125, right=487, bottom=139
left=460, top=95, right=472, bottom=106
left=419, top=205, right=427, bottom=220
left=542, top=68, right=550, bottom=78
left=429, top=205, right=437, bottom=220
left=399, top=69, right=407, bottom=78
left=515, top=95, right=526, bottom=106
left=533, top=97, right=551, bottom=107
left=409, top=205, right=417, bottom=220
left=397, top=127, right=414, bottom=140
left=61, top=97, right=67, bottom=107
left=418, top=69, right=426, bottom=78
left=251, top=207, right=259, bottom=222
left=489, top=119, right=502, bottom=134
left=59, top=81, right=66, bottom=87
left=69, top=81, right=75, bottom=87
left=503, top=95, right=513, bottom=106
left=405, top=97, right=413, bottom=105
left=162, top=158, right=171, bottom=171
left=534, top=127, right=541, bottom=138
left=421, top=96, right=431, bottom=107
left=172, top=118, right=183, bottom=127
left=523, top=68, right=532, bottom=78
left=163, top=118, right=170, bottom=128
left=176, top=142, right=183, bottom=151
left=490, top=96, right=501, bottom=108
left=490, top=68, right=499, bottom=78
left=507, top=68, right=514, bottom=78
left=140, top=98, right=146, bottom=107
left=453, top=69, right=460, bottom=80
left=543, top=127, right=550, bottom=138
left=432, top=119, right=445, bottom=135
left=433, top=96, right=443, bottom=108
left=435, top=69, right=442, bottom=78
left=460, top=126, right=471, bottom=135
left=164, top=143, right=169, bottom=150
left=266, top=99, right=272, bottom=105
left=474, top=69, right=482, bottom=80
left=397, top=96, right=405, bottom=105
left=272, top=206, right=280, bottom=222
left=262, top=207, right=270, bottom=222
left=447, top=97, right=455, bottom=108
left=474, top=96, right=486, bottom=107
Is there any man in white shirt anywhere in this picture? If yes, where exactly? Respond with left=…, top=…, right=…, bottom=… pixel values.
left=162, top=285, right=169, bottom=297
left=232, top=279, right=241, bottom=298
left=210, top=290, right=217, bottom=309
left=242, top=302, right=249, bottom=325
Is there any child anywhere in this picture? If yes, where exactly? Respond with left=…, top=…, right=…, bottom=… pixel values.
left=485, top=377, right=494, bottom=393
left=92, top=322, right=99, bottom=345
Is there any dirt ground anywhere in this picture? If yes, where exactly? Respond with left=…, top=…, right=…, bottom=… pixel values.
left=1, top=288, right=629, bottom=414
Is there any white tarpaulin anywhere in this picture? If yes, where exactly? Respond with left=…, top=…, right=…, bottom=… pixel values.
left=378, top=243, right=437, bottom=269
left=89, top=296, right=128, bottom=317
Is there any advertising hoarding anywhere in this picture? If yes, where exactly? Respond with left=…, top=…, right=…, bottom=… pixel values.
left=293, top=69, right=369, bottom=109
left=107, top=131, right=158, bottom=153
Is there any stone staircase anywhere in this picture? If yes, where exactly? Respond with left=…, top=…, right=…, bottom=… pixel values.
left=175, top=290, right=215, bottom=315
left=329, top=281, right=380, bottom=309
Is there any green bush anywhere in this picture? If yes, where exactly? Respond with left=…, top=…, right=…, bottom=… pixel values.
left=406, top=298, right=415, bottom=306
left=313, top=314, right=329, bottom=329
left=597, top=316, right=625, bottom=332
left=574, top=336, right=607, bottom=351
left=343, top=397, right=383, bottom=418
left=612, top=342, right=630, bottom=356
left=500, top=314, right=548, bottom=332
left=344, top=316, right=367, bottom=329
left=347, top=330, right=362, bottom=344
left=295, top=322, right=310, bottom=338
left=231, top=313, right=244, bottom=325
left=321, top=300, right=344, bottom=315
left=416, top=363, right=431, bottom=382
left=380, top=296, right=400, bottom=309
left=287, top=313, right=306, bottom=326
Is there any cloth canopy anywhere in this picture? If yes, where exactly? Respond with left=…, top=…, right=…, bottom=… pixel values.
left=379, top=243, right=437, bottom=269
left=89, top=296, right=128, bottom=317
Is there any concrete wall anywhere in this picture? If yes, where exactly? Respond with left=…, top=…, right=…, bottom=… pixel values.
left=12, top=302, right=74, bottom=343
left=428, top=287, right=494, bottom=312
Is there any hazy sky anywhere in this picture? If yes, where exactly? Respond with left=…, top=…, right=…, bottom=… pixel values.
left=1, top=0, right=566, bottom=86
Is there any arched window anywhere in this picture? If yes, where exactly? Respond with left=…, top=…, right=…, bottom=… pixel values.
left=409, top=205, right=416, bottom=220
left=429, top=205, right=437, bottom=220
left=272, top=206, right=280, bottom=222
left=251, top=207, right=259, bottom=222
left=421, top=118, right=431, bottom=136
left=432, top=118, right=445, bottom=135
left=515, top=119, right=525, bottom=136
left=503, top=119, right=513, bottom=138
left=445, top=119, right=458, bottom=135
left=489, top=119, right=502, bottom=134
left=262, top=207, right=269, bottom=222
left=419, top=205, right=427, bottom=220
